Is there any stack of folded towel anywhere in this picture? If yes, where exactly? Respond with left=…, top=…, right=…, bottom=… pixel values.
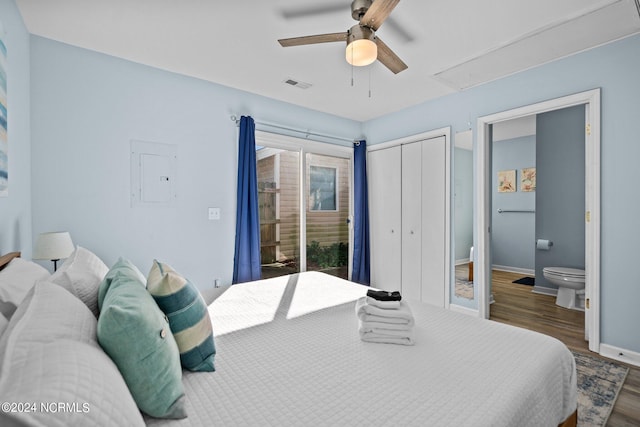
left=355, top=289, right=415, bottom=346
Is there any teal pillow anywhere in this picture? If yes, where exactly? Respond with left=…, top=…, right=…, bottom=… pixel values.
left=97, top=258, right=187, bottom=419
left=97, top=258, right=147, bottom=312
left=147, top=260, right=216, bottom=372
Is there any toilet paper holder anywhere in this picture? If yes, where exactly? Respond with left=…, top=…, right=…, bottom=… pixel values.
left=535, top=239, right=553, bottom=250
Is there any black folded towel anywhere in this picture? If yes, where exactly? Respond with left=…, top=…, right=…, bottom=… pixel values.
left=366, top=289, right=402, bottom=302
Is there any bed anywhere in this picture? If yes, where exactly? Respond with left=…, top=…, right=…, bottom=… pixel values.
left=0, top=250, right=577, bottom=427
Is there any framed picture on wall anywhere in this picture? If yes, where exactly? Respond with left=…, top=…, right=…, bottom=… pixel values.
left=497, top=170, right=516, bottom=193
left=521, top=167, right=536, bottom=192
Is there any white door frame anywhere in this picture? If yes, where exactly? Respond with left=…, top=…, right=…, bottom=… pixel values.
left=368, top=127, right=451, bottom=308
left=476, top=89, right=601, bottom=352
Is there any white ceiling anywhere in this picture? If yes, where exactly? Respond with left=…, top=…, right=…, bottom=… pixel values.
left=15, top=0, right=640, bottom=121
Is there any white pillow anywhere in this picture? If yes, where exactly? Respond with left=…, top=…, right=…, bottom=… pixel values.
left=0, top=341, right=146, bottom=427
left=50, top=246, right=108, bottom=317
left=0, top=300, right=15, bottom=323
left=0, top=282, right=145, bottom=427
left=0, top=314, right=7, bottom=337
left=0, top=258, right=50, bottom=314
left=0, top=282, right=98, bottom=370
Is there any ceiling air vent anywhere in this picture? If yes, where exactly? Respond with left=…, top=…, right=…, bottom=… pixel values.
left=283, top=78, right=312, bottom=89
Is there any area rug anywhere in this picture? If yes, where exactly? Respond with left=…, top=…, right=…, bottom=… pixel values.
left=454, top=278, right=474, bottom=299
left=512, top=276, right=535, bottom=286
left=573, top=350, right=629, bottom=427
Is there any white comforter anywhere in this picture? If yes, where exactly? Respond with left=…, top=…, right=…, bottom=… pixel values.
left=146, top=271, right=577, bottom=427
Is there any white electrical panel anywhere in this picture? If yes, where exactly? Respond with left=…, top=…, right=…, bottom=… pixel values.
left=131, top=140, right=177, bottom=207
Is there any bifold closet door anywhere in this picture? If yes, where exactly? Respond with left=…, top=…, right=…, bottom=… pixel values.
left=420, top=136, right=446, bottom=307
left=368, top=146, right=402, bottom=291
left=369, top=137, right=446, bottom=306
left=401, top=141, right=422, bottom=301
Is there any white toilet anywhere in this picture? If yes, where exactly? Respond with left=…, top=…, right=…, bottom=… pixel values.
left=542, top=267, right=586, bottom=310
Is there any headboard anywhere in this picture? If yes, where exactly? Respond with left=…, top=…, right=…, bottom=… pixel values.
left=0, top=252, right=21, bottom=272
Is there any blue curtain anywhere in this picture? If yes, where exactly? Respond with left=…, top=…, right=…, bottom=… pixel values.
left=232, top=116, right=261, bottom=284
left=352, top=140, right=370, bottom=285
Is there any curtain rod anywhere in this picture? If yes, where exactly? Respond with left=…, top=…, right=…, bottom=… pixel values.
left=230, top=115, right=360, bottom=145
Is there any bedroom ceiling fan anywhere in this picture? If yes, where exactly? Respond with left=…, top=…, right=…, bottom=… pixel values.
left=278, top=0, right=408, bottom=74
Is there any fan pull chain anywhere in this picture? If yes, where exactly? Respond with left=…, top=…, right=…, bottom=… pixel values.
left=351, top=49, right=355, bottom=87
left=368, top=66, right=372, bottom=98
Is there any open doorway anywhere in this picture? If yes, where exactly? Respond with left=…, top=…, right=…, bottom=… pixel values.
left=475, top=89, right=601, bottom=353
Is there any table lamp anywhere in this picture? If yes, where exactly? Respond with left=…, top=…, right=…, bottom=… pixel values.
left=33, top=231, right=74, bottom=271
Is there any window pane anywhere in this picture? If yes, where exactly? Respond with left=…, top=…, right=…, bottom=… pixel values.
left=309, top=166, right=337, bottom=211
left=257, top=148, right=300, bottom=279
left=305, top=153, right=350, bottom=279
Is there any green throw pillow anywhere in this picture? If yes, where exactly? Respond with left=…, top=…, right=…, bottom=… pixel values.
left=97, top=258, right=187, bottom=419
left=147, top=259, right=216, bottom=372
left=97, top=257, right=147, bottom=312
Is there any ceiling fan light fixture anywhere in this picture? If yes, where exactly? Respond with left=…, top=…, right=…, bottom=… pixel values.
left=277, top=0, right=406, bottom=74
left=346, top=25, right=377, bottom=66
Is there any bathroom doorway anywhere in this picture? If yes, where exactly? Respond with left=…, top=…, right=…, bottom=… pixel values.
left=491, top=107, right=586, bottom=297
left=476, top=89, right=601, bottom=352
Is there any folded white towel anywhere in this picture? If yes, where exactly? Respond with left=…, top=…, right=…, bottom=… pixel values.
left=359, top=328, right=415, bottom=346
left=359, top=319, right=413, bottom=332
left=355, top=297, right=415, bottom=326
left=365, top=296, right=401, bottom=309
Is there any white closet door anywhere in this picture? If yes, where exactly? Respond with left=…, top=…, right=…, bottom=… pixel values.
left=368, top=146, right=402, bottom=291
left=401, top=141, right=423, bottom=301
left=421, top=136, right=446, bottom=306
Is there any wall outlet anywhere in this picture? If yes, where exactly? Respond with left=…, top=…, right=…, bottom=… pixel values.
left=208, top=207, right=221, bottom=220
left=214, top=278, right=221, bottom=288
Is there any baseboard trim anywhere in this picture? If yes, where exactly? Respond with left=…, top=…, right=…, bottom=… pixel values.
left=492, top=265, right=535, bottom=275
left=455, top=259, right=470, bottom=266
left=449, top=304, right=479, bottom=317
left=532, top=286, right=558, bottom=296
left=600, top=344, right=640, bottom=368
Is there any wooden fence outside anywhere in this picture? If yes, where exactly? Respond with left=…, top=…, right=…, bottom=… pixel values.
left=257, top=151, right=349, bottom=264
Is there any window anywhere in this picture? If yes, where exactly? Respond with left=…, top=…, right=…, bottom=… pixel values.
left=309, top=166, right=337, bottom=211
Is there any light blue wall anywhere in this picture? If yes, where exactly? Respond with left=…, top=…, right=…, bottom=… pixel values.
left=0, top=0, right=31, bottom=257
left=535, top=106, right=585, bottom=290
left=491, top=135, right=535, bottom=271
left=364, top=34, right=640, bottom=353
left=29, top=36, right=360, bottom=291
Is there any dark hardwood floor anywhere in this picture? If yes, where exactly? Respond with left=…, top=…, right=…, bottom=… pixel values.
left=487, top=269, right=640, bottom=426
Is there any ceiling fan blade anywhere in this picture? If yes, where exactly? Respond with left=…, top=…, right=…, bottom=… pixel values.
left=278, top=32, right=348, bottom=47
left=360, top=0, right=400, bottom=31
left=375, top=37, right=407, bottom=74
left=383, top=16, right=414, bottom=43
left=280, top=3, right=347, bottom=19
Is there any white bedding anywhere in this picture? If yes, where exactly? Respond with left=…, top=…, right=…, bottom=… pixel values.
left=146, top=271, right=577, bottom=427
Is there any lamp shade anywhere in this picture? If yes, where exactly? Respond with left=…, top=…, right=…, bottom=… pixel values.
left=33, top=232, right=74, bottom=261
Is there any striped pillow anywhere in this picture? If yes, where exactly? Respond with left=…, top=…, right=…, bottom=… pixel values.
left=147, top=260, right=216, bottom=372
